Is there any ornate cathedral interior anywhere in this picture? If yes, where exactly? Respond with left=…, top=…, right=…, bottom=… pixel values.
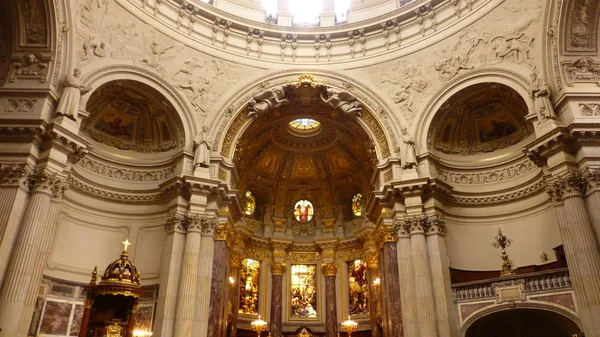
left=0, top=0, right=599, bottom=337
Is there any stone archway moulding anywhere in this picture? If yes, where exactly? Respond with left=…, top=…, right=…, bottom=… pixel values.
left=459, top=301, right=582, bottom=337
left=414, top=67, right=535, bottom=156
left=79, top=64, right=198, bottom=153
left=209, top=69, right=405, bottom=163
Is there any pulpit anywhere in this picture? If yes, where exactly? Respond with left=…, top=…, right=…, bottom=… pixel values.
left=79, top=239, right=144, bottom=337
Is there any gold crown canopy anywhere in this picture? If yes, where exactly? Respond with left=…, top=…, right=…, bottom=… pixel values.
left=97, top=239, right=143, bottom=297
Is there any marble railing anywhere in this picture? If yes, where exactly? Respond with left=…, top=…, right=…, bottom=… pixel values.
left=451, top=268, right=572, bottom=303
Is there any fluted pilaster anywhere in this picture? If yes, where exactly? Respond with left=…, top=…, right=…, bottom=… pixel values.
left=174, top=214, right=204, bottom=337
left=547, top=173, right=600, bottom=337
left=0, top=170, right=64, bottom=336
left=155, top=212, right=187, bottom=337
left=195, top=219, right=216, bottom=337
left=404, top=216, right=438, bottom=337
left=395, top=221, right=419, bottom=337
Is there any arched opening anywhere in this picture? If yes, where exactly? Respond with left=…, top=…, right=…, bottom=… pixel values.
left=465, top=309, right=580, bottom=337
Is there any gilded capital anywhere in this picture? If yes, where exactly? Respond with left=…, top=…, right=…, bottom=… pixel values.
left=365, top=252, right=379, bottom=268
left=270, top=262, right=286, bottom=276
left=230, top=251, right=245, bottom=268
left=322, top=263, right=338, bottom=277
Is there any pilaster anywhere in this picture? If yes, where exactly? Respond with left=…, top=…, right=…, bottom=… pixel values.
left=270, top=261, right=286, bottom=337
left=323, top=262, right=338, bottom=337
left=394, top=220, right=419, bottom=337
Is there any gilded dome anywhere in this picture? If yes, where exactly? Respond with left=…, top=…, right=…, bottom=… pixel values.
left=97, top=245, right=143, bottom=297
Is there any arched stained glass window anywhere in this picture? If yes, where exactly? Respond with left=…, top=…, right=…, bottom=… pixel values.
left=239, top=258, right=261, bottom=314
left=352, top=193, right=363, bottom=217
left=245, top=191, right=256, bottom=216
left=294, top=199, right=314, bottom=223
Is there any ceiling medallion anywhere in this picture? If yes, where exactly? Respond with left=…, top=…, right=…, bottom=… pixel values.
left=288, top=118, right=322, bottom=137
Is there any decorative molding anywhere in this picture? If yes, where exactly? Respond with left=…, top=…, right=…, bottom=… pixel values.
left=336, top=248, right=365, bottom=262
left=4, top=99, right=36, bottom=113
left=9, top=54, right=50, bottom=83
left=492, top=279, right=526, bottom=303
left=286, top=252, right=321, bottom=263
left=437, top=160, right=538, bottom=185
left=76, top=157, right=176, bottom=182
left=322, top=263, right=338, bottom=277
left=270, top=262, right=286, bottom=276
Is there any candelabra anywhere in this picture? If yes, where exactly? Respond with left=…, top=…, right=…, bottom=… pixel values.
left=251, top=315, right=268, bottom=337
left=341, top=316, right=358, bottom=337
left=491, top=228, right=515, bottom=276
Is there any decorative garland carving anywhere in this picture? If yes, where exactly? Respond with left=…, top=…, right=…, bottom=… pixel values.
left=563, top=58, right=600, bottom=86
left=4, top=99, right=36, bottom=113
left=286, top=252, right=321, bottom=263
left=578, top=103, right=600, bottom=116
left=76, top=157, right=176, bottom=182
left=336, top=248, right=364, bottom=262
left=437, top=160, right=537, bottom=185
left=9, top=54, right=50, bottom=83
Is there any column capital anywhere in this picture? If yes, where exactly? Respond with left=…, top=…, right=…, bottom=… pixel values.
left=365, top=252, right=379, bottom=269
left=230, top=251, right=246, bottom=268
left=584, top=168, right=600, bottom=193
left=393, top=214, right=446, bottom=236
left=270, top=262, right=286, bottom=276
left=185, top=213, right=218, bottom=234
left=322, top=263, right=338, bottom=277
left=165, top=212, right=187, bottom=234
left=0, top=163, right=31, bottom=188
left=29, top=169, right=68, bottom=198
left=545, top=172, right=587, bottom=202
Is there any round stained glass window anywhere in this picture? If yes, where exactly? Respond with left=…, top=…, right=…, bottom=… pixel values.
left=294, top=199, right=314, bottom=223
left=288, top=118, right=321, bottom=136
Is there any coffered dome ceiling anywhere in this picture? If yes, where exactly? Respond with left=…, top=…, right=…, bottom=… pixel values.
left=429, top=83, right=533, bottom=156
left=235, top=100, right=376, bottom=220
left=83, top=80, right=185, bottom=154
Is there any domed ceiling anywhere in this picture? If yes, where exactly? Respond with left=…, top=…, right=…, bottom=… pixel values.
left=429, top=83, right=533, bottom=156
left=83, top=80, right=185, bottom=153
left=235, top=90, right=376, bottom=223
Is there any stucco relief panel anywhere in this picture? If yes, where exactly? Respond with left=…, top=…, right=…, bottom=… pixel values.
left=565, top=0, right=599, bottom=53
left=355, top=0, right=543, bottom=127
left=74, top=0, right=258, bottom=125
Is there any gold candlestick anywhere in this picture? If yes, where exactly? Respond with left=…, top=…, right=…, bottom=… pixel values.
left=491, top=228, right=515, bottom=276
left=251, top=315, right=268, bottom=337
left=341, top=316, right=358, bottom=337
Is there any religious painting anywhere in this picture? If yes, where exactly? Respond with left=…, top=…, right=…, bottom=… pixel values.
left=290, top=264, right=317, bottom=318
left=328, top=150, right=352, bottom=176
left=348, top=260, right=369, bottom=316
left=352, top=193, right=363, bottom=217
left=134, top=304, right=154, bottom=333
left=244, top=191, right=256, bottom=216
left=294, top=199, right=314, bottom=223
left=475, top=109, right=518, bottom=143
left=92, top=100, right=136, bottom=140
left=239, top=258, right=261, bottom=315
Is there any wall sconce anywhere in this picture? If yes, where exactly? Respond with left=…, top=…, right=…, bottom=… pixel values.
left=373, top=277, right=381, bottom=289
left=251, top=315, right=268, bottom=337
left=229, top=276, right=236, bottom=286
left=341, top=316, right=358, bottom=337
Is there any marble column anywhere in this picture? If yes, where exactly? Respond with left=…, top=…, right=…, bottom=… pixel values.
left=382, top=242, right=403, bottom=337
left=425, top=216, right=457, bottom=337
left=364, top=251, right=381, bottom=337
left=404, top=217, right=437, bottom=337
left=270, top=262, right=286, bottom=337
left=0, top=170, right=64, bottom=336
left=195, top=219, right=216, bottom=337
left=0, top=164, right=30, bottom=287
left=174, top=215, right=203, bottom=337
left=154, top=212, right=186, bottom=337
left=395, top=225, right=418, bottom=337
left=547, top=174, right=600, bottom=337
left=323, top=263, right=338, bottom=337
left=229, top=250, right=245, bottom=337
left=208, top=226, right=230, bottom=337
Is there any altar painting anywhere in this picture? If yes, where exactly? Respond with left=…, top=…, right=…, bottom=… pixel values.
left=348, top=260, right=369, bottom=315
left=239, top=258, right=260, bottom=314
left=290, top=264, right=317, bottom=318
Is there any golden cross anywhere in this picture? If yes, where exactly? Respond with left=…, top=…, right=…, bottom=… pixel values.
left=121, top=238, right=132, bottom=252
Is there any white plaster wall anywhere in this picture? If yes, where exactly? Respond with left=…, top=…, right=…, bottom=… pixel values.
left=445, top=204, right=563, bottom=271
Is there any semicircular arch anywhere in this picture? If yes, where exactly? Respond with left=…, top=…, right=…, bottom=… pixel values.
left=79, top=64, right=197, bottom=153
left=207, top=70, right=405, bottom=167
left=415, top=67, right=535, bottom=159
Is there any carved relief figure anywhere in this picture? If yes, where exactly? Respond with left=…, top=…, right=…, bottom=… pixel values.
left=400, top=127, right=418, bottom=169
left=194, top=126, right=211, bottom=167
left=178, top=79, right=211, bottom=114
left=530, top=72, right=556, bottom=121
left=248, top=87, right=288, bottom=118
left=82, top=36, right=107, bottom=59
left=570, top=0, right=591, bottom=47
left=378, top=61, right=428, bottom=122
left=55, top=69, right=92, bottom=120
left=320, top=89, right=362, bottom=116
left=141, top=41, right=174, bottom=71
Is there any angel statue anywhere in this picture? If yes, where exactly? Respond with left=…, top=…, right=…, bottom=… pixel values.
left=248, top=87, right=288, bottom=118
left=320, top=88, right=362, bottom=117
left=194, top=126, right=211, bottom=168
left=55, top=68, right=92, bottom=120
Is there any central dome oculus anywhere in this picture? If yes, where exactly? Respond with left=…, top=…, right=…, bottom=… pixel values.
left=288, top=118, right=322, bottom=136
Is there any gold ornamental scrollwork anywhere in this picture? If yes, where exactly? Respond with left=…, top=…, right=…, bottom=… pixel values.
left=286, top=252, right=321, bottom=263
left=322, top=263, right=338, bottom=277
left=106, top=323, right=122, bottom=337
left=270, top=262, right=286, bottom=276
left=230, top=251, right=246, bottom=268
left=365, top=252, right=379, bottom=269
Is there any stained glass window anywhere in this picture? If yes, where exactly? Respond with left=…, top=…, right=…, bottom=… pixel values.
left=294, top=199, right=314, bottom=223
left=348, top=260, right=369, bottom=315
left=239, top=259, right=260, bottom=315
left=245, top=191, right=256, bottom=216
left=290, top=264, right=317, bottom=318
left=289, top=0, right=322, bottom=25
left=352, top=193, right=363, bottom=217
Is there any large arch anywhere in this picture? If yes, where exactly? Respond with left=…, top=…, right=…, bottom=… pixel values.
left=79, top=64, right=198, bottom=153
left=207, top=70, right=406, bottom=165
